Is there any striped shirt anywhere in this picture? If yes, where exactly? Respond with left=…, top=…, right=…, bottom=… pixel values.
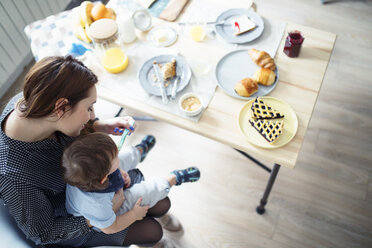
left=0, top=94, right=127, bottom=247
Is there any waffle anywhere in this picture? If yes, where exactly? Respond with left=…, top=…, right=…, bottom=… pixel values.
left=249, top=119, right=284, bottom=143
left=251, top=97, right=284, bottom=120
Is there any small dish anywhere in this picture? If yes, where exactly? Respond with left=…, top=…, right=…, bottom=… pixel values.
left=215, top=8, right=264, bottom=44
left=179, top=93, right=203, bottom=117
left=147, top=26, right=178, bottom=47
left=138, top=54, right=192, bottom=96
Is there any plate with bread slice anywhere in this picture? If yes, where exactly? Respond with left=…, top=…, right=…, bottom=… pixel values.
left=215, top=8, right=264, bottom=44
left=138, top=54, right=192, bottom=97
left=216, top=48, right=278, bottom=100
left=238, top=96, right=298, bottom=149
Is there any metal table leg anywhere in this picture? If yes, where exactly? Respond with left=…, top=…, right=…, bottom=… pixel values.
left=235, top=149, right=281, bottom=215
left=256, top=163, right=281, bottom=214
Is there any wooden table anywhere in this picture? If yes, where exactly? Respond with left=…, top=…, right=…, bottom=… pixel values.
left=98, top=0, right=337, bottom=214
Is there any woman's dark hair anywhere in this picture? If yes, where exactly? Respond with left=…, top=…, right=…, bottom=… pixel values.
left=61, top=132, right=118, bottom=191
left=18, top=55, right=98, bottom=118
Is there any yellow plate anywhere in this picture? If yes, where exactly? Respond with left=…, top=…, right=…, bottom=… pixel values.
left=238, top=96, right=298, bottom=149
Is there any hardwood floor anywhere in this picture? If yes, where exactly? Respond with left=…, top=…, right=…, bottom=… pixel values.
left=121, top=1, right=372, bottom=247
left=1, top=0, right=371, bottom=247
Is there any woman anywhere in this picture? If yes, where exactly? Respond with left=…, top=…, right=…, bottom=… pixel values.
left=0, top=55, right=178, bottom=247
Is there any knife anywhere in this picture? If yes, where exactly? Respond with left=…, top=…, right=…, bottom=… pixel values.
left=170, top=75, right=180, bottom=100
left=152, top=61, right=169, bottom=104
left=178, top=21, right=226, bottom=26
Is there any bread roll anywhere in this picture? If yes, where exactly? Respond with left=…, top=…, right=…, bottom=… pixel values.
left=248, top=49, right=276, bottom=71
left=234, top=78, right=258, bottom=97
left=253, top=68, right=276, bottom=86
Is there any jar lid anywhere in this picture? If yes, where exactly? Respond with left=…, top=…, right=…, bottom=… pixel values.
left=88, top=18, right=118, bottom=41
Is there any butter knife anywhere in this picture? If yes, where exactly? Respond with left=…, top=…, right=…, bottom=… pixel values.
left=170, top=76, right=180, bottom=100
left=152, top=61, right=169, bottom=104
left=178, top=21, right=226, bottom=26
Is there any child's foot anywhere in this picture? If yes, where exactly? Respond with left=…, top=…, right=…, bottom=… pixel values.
left=171, top=167, right=200, bottom=186
left=135, top=135, right=156, bottom=162
left=157, top=213, right=182, bottom=232
left=153, top=237, right=176, bottom=248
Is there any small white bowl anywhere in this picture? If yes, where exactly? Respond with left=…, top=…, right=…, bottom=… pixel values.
left=179, top=93, right=203, bottom=117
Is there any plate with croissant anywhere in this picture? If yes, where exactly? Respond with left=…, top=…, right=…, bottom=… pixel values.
left=216, top=48, right=278, bottom=100
left=215, top=8, right=264, bottom=44
left=138, top=55, right=192, bottom=97
left=238, top=96, right=298, bottom=149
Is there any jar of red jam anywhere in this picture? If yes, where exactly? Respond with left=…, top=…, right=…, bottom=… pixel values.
left=283, top=31, right=304, bottom=58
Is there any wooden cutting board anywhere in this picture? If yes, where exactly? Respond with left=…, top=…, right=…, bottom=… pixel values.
left=159, top=0, right=190, bottom=22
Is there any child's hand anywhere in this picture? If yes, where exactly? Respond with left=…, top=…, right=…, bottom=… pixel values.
left=120, top=169, right=131, bottom=188
left=94, top=116, right=136, bottom=135
left=132, top=198, right=149, bottom=221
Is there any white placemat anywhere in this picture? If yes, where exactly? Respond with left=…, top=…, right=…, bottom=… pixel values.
left=84, top=42, right=217, bottom=122
left=24, top=1, right=285, bottom=122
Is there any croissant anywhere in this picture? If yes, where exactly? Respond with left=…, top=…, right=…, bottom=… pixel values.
left=161, top=59, right=177, bottom=80
left=253, top=68, right=276, bottom=86
left=248, top=49, right=276, bottom=71
left=234, top=78, right=258, bottom=97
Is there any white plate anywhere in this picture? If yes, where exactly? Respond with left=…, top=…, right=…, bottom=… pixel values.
left=147, top=26, right=178, bottom=47
left=138, top=55, right=192, bottom=96
left=215, top=49, right=278, bottom=100
left=215, top=8, right=264, bottom=44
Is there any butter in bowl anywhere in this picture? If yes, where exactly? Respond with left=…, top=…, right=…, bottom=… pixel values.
left=179, top=93, right=203, bottom=117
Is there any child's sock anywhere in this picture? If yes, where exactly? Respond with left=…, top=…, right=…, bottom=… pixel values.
left=171, top=167, right=200, bottom=186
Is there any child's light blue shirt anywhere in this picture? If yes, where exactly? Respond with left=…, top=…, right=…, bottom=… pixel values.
left=65, top=184, right=116, bottom=230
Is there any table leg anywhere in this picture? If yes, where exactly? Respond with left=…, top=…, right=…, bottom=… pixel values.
left=256, top=163, right=281, bottom=214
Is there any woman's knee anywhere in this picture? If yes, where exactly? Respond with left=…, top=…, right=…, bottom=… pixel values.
left=123, top=216, right=163, bottom=246
left=144, top=218, right=163, bottom=243
left=148, top=197, right=171, bottom=217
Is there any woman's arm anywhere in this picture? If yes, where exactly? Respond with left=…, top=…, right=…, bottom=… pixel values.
left=0, top=177, right=90, bottom=245
left=101, top=198, right=148, bottom=234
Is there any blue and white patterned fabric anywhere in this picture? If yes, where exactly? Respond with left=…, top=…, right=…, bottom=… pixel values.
left=24, top=0, right=172, bottom=62
left=24, top=9, right=83, bottom=61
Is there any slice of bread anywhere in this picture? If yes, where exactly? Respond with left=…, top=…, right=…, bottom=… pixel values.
left=232, top=15, right=256, bottom=36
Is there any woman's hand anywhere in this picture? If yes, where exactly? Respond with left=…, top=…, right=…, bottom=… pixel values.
left=86, top=218, right=93, bottom=228
left=112, top=188, right=125, bottom=213
left=132, top=198, right=149, bottom=221
left=120, top=169, right=131, bottom=188
left=93, top=116, right=136, bottom=135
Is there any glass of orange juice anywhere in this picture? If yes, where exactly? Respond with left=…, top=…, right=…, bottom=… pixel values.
left=189, top=24, right=206, bottom=42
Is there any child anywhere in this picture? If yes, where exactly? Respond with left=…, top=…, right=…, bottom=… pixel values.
left=61, top=132, right=200, bottom=234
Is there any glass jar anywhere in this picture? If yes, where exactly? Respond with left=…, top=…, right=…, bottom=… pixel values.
left=283, top=31, right=304, bottom=58
left=132, top=9, right=152, bottom=31
left=87, top=19, right=129, bottom=73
